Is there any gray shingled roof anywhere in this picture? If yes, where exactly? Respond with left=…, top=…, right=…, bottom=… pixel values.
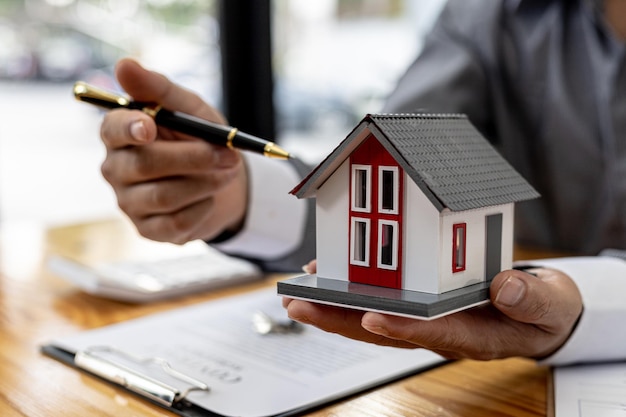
left=291, top=113, right=539, bottom=212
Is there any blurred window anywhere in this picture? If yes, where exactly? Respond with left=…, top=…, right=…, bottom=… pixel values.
left=272, top=0, right=446, bottom=163
left=0, top=0, right=220, bottom=103
left=0, top=0, right=220, bottom=226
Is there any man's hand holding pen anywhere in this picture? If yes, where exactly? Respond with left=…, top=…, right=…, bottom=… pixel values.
left=97, top=58, right=249, bottom=244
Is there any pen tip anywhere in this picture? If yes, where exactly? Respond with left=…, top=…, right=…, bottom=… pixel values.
left=264, top=143, right=292, bottom=160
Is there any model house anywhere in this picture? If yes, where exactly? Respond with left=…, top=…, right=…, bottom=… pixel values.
left=279, top=113, right=539, bottom=318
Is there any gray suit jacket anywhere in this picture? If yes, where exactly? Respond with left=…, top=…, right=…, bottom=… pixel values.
left=382, top=0, right=626, bottom=255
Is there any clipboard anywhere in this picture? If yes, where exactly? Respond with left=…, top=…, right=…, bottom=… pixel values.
left=42, top=288, right=445, bottom=417
left=41, top=345, right=216, bottom=417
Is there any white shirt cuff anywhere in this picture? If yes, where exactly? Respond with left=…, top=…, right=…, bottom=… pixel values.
left=212, top=153, right=307, bottom=259
left=527, top=256, right=626, bottom=366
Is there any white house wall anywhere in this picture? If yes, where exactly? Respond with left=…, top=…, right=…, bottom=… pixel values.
left=402, top=177, right=441, bottom=293
left=315, top=159, right=350, bottom=281
left=313, top=157, right=516, bottom=294
left=439, top=204, right=514, bottom=293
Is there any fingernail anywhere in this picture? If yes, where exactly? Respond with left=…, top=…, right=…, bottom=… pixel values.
left=130, top=120, right=148, bottom=142
left=495, top=276, right=526, bottom=307
left=362, top=323, right=389, bottom=336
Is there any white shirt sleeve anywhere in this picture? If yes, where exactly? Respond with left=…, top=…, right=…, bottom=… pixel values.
left=212, top=153, right=308, bottom=259
left=528, top=256, right=626, bottom=366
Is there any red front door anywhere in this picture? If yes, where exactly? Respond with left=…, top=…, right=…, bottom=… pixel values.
left=348, top=136, right=403, bottom=289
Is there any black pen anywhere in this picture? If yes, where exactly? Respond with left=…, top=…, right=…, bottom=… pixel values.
left=73, top=81, right=292, bottom=159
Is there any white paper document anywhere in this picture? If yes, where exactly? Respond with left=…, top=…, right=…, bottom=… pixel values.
left=553, top=362, right=626, bottom=417
left=45, top=288, right=444, bottom=417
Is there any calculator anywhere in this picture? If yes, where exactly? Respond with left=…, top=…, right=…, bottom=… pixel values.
left=47, top=240, right=262, bottom=303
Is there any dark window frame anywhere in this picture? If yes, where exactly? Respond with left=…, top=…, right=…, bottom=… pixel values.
left=219, top=0, right=275, bottom=140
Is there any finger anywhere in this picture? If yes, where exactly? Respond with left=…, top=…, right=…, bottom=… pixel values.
left=302, top=259, right=317, bottom=274
left=114, top=173, right=237, bottom=220
left=282, top=297, right=293, bottom=309
left=101, top=140, right=241, bottom=185
left=128, top=196, right=223, bottom=244
left=115, top=58, right=226, bottom=123
left=100, top=109, right=158, bottom=150
left=289, top=299, right=544, bottom=358
left=285, top=300, right=416, bottom=348
left=360, top=307, right=508, bottom=359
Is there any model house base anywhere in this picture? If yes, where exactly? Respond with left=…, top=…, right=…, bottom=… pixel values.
left=278, top=274, right=490, bottom=320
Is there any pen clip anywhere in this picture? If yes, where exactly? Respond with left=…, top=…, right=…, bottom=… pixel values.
left=74, top=346, right=210, bottom=407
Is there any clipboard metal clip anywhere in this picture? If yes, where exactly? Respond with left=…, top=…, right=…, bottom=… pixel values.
left=74, top=346, right=210, bottom=407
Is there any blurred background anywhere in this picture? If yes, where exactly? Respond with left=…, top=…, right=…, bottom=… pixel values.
left=0, top=0, right=445, bottom=232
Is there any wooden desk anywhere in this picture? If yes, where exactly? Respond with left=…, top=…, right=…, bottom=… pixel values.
left=0, top=219, right=558, bottom=417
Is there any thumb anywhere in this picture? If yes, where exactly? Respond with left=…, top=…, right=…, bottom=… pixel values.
left=114, top=58, right=226, bottom=123
left=490, top=268, right=582, bottom=332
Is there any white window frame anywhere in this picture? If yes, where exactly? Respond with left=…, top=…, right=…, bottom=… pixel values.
left=351, top=164, right=371, bottom=213
left=378, top=166, right=399, bottom=214
left=350, top=217, right=370, bottom=266
left=377, top=219, right=398, bottom=270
